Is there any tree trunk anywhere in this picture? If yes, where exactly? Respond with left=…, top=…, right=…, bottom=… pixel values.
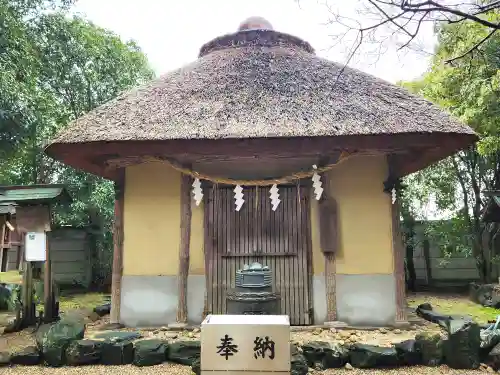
left=400, top=200, right=416, bottom=292
left=422, top=238, right=433, bottom=287
left=405, top=234, right=417, bottom=292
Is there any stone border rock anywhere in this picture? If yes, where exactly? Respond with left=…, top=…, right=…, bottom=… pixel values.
left=0, top=318, right=497, bottom=372
left=0, top=319, right=203, bottom=369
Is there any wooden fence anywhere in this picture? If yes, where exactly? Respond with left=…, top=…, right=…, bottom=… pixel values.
left=2, top=227, right=91, bottom=288
left=411, top=221, right=500, bottom=287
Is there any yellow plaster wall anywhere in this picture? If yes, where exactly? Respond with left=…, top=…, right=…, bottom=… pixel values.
left=123, top=156, right=391, bottom=277
left=123, top=162, right=205, bottom=276
left=311, top=155, right=394, bottom=275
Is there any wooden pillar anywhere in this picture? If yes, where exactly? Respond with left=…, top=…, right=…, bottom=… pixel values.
left=22, top=255, right=35, bottom=326
left=324, top=254, right=337, bottom=321
left=44, top=228, right=53, bottom=321
left=177, top=174, right=192, bottom=324
left=0, top=220, right=6, bottom=272
left=318, top=175, right=338, bottom=321
left=110, top=170, right=125, bottom=324
left=387, top=156, right=407, bottom=323
left=17, top=233, right=24, bottom=271
left=0, top=217, right=8, bottom=272
left=392, top=200, right=407, bottom=322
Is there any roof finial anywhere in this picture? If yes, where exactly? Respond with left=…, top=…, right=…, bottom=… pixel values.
left=238, top=16, right=273, bottom=31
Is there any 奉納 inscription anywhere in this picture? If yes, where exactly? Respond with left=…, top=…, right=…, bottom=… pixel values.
left=253, top=336, right=275, bottom=359
left=216, top=334, right=239, bottom=360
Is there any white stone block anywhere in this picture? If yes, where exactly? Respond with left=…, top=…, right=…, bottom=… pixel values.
left=201, top=315, right=290, bottom=372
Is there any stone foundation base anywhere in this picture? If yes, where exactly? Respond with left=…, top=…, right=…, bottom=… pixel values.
left=313, top=273, right=397, bottom=326
left=119, top=275, right=205, bottom=327
left=119, top=273, right=398, bottom=327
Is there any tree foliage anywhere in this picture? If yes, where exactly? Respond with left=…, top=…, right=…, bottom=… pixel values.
left=401, top=10, right=500, bottom=282
left=0, top=0, right=154, bottom=285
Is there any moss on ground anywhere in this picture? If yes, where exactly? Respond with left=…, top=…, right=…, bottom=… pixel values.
left=3, top=270, right=500, bottom=324
left=58, top=292, right=108, bottom=311
left=0, top=270, right=107, bottom=312
left=408, top=292, right=500, bottom=324
left=0, top=270, right=22, bottom=284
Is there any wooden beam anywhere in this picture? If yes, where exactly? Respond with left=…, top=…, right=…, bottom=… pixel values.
left=110, top=170, right=125, bottom=324
left=45, top=133, right=477, bottom=181
left=391, top=135, right=473, bottom=177
left=48, top=133, right=477, bottom=158
left=45, top=133, right=477, bottom=184
left=5, top=221, right=14, bottom=232
left=177, top=173, right=192, bottom=324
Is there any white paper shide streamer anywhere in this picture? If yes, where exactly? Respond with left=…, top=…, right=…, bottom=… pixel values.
left=269, top=184, right=281, bottom=211
left=192, top=178, right=203, bottom=206
left=234, top=185, right=244, bottom=211
left=312, top=165, right=323, bottom=200
left=391, top=187, right=397, bottom=205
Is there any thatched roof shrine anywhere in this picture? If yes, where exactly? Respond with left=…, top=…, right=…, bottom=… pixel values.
left=45, top=17, right=477, bottom=180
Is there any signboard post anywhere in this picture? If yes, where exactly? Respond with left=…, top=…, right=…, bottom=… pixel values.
left=201, top=315, right=290, bottom=375
left=22, top=231, right=49, bottom=326
left=25, top=232, right=47, bottom=262
left=17, top=205, right=54, bottom=323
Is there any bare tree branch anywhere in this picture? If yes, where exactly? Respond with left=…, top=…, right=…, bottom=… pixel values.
left=398, top=10, right=430, bottom=49
left=398, top=1, right=500, bottom=30
left=446, top=28, right=498, bottom=64
left=319, top=0, right=500, bottom=71
left=368, top=0, right=413, bottom=36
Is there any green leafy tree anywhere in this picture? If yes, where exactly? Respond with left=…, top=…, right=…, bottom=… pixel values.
left=0, top=0, right=75, bottom=157
left=401, top=10, right=500, bottom=283
left=0, top=2, right=154, bottom=285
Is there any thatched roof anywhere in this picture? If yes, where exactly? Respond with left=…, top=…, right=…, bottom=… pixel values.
left=45, top=18, right=476, bottom=180
left=49, top=27, right=474, bottom=145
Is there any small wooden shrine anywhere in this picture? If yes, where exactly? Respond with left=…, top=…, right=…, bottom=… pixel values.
left=44, top=17, right=477, bottom=327
left=0, top=184, right=71, bottom=324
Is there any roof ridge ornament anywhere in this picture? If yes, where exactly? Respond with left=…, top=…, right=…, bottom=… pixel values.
left=237, top=16, right=274, bottom=31
left=198, top=17, right=314, bottom=57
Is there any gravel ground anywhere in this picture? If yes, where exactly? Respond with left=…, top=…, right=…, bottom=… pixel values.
left=1, top=363, right=192, bottom=374
left=321, top=369, right=485, bottom=374
left=0, top=365, right=487, bottom=374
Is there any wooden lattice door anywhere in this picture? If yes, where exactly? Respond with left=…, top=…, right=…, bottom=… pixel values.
left=204, top=185, right=313, bottom=325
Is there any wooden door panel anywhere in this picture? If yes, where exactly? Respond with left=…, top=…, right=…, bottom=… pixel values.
left=205, top=185, right=312, bottom=325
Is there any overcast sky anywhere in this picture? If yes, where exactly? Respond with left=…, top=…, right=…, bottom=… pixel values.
left=73, top=0, right=436, bottom=84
